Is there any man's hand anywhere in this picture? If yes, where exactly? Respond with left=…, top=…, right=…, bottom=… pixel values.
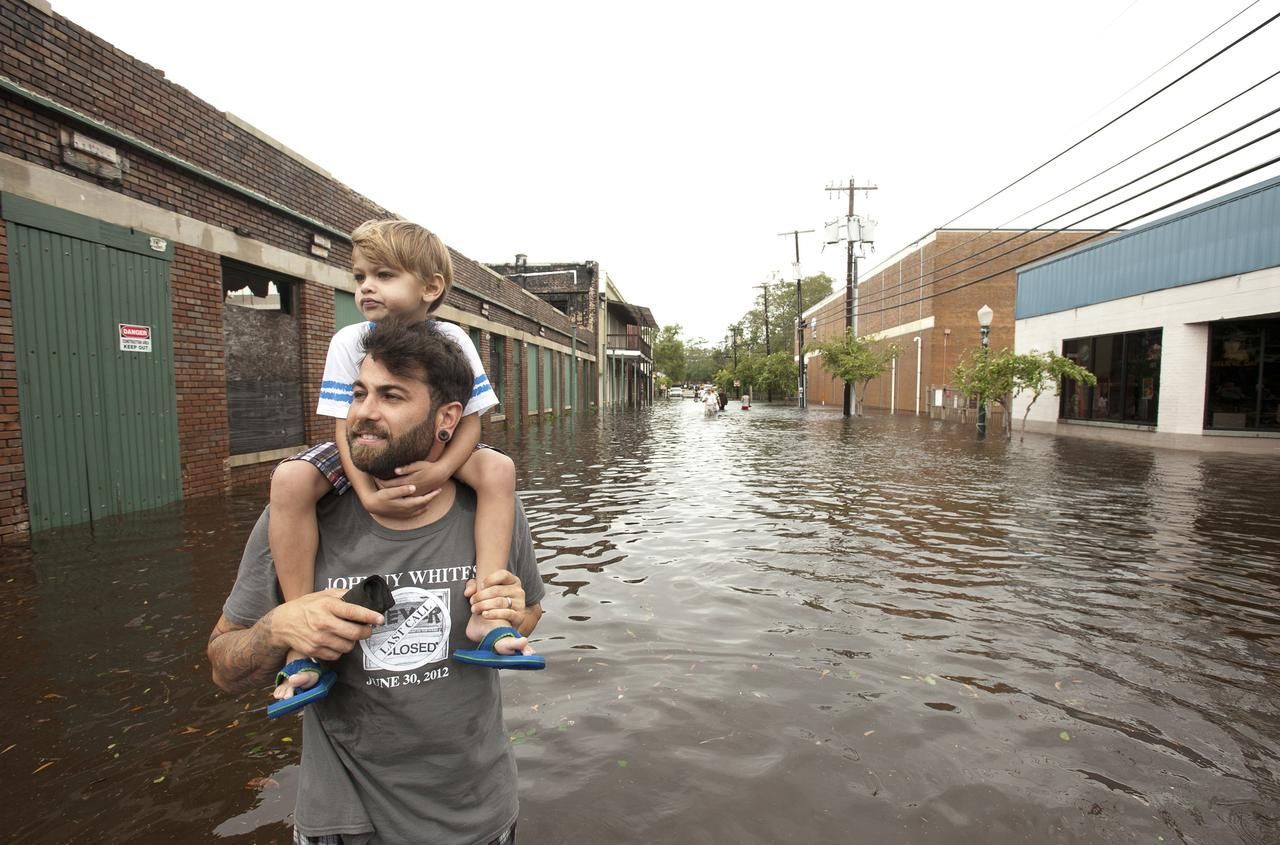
left=208, top=589, right=385, bottom=694
left=464, top=571, right=541, bottom=637
left=271, top=589, right=385, bottom=660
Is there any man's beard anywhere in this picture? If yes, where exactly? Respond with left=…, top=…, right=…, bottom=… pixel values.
left=347, top=415, right=437, bottom=480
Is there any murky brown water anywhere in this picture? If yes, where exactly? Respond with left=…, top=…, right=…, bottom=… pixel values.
left=3, top=403, right=1278, bottom=844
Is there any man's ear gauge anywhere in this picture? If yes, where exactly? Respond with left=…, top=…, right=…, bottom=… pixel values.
left=437, top=429, right=451, bottom=443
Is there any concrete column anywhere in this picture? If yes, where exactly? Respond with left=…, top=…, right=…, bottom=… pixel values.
left=1156, top=322, right=1208, bottom=435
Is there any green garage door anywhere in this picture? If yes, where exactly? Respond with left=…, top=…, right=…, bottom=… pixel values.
left=5, top=194, right=180, bottom=531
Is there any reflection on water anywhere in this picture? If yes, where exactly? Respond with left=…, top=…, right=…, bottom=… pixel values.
left=2, top=403, right=1278, bottom=843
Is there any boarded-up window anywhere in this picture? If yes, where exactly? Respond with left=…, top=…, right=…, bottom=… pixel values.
left=223, top=259, right=304, bottom=454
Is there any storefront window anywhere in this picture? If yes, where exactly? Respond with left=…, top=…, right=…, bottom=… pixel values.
left=1061, top=338, right=1090, bottom=419
left=1205, top=319, right=1279, bottom=431
left=1060, top=328, right=1162, bottom=425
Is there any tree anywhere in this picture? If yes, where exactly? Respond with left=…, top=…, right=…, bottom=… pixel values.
left=738, top=273, right=834, bottom=357
left=1011, top=351, right=1098, bottom=440
left=806, top=331, right=898, bottom=415
left=685, top=339, right=719, bottom=384
left=734, top=353, right=762, bottom=394
left=756, top=351, right=797, bottom=398
left=653, top=325, right=686, bottom=384
left=952, top=348, right=1097, bottom=439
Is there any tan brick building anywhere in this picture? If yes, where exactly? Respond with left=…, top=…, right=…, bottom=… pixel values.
left=0, top=0, right=595, bottom=540
left=803, top=229, right=1098, bottom=420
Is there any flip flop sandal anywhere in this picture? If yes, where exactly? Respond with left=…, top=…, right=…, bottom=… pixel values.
left=453, top=626, right=546, bottom=670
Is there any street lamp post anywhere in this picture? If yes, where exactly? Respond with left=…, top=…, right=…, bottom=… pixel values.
left=976, top=304, right=993, bottom=439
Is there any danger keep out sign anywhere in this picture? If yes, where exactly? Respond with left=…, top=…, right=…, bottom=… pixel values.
left=119, top=323, right=152, bottom=353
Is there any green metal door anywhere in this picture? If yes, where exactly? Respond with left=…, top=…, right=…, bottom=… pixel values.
left=334, top=289, right=363, bottom=330
left=6, top=194, right=180, bottom=531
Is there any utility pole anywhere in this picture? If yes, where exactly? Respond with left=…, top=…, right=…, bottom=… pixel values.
left=826, top=177, right=877, bottom=416
left=754, top=280, right=773, bottom=356
left=754, top=279, right=774, bottom=402
left=778, top=229, right=815, bottom=408
left=729, top=323, right=739, bottom=370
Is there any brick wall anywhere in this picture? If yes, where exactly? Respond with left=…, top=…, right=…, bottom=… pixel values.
left=0, top=223, right=26, bottom=536
left=0, top=0, right=589, bottom=352
left=299, top=280, right=336, bottom=446
left=230, top=461, right=275, bottom=489
left=0, top=2, right=396, bottom=250
left=485, top=261, right=600, bottom=335
left=0, top=0, right=594, bottom=537
left=805, top=230, right=1098, bottom=414
left=170, top=244, right=229, bottom=498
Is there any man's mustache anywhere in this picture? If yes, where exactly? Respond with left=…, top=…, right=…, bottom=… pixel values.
left=349, top=421, right=389, bottom=439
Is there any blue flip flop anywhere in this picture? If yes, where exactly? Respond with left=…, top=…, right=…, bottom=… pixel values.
left=454, top=626, right=546, bottom=670
left=266, top=658, right=337, bottom=718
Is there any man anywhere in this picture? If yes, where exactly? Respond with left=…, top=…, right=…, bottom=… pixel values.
left=208, top=317, right=544, bottom=845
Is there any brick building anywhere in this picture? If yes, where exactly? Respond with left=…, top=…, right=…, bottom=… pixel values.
left=486, top=256, right=657, bottom=408
left=0, top=0, right=594, bottom=541
left=803, top=228, right=1097, bottom=422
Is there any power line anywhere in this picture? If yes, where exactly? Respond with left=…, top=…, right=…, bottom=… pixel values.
left=811, top=8, right=1280, bottom=327
left=822, top=131, right=1280, bottom=332
left=849, top=154, right=1280, bottom=321
left=847, top=98, right=1280, bottom=318
left=901, top=66, right=1280, bottom=297
left=1085, top=0, right=1263, bottom=125
left=931, top=5, right=1280, bottom=232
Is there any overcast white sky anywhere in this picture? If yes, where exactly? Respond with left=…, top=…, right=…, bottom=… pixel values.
left=48, top=0, right=1280, bottom=345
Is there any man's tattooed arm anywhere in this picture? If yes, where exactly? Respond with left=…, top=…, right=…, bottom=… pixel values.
left=207, top=610, right=286, bottom=694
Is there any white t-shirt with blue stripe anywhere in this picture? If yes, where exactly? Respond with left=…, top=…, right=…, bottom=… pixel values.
left=317, top=320, right=498, bottom=419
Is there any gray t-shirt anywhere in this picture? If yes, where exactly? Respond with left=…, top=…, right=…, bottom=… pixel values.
left=223, top=485, right=545, bottom=845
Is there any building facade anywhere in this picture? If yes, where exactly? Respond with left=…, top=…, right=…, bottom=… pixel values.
left=803, top=229, right=1096, bottom=421
left=0, top=0, right=593, bottom=541
left=1014, top=175, right=1280, bottom=452
left=485, top=257, right=656, bottom=408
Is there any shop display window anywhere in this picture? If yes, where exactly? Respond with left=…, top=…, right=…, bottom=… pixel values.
left=1205, top=319, right=1279, bottom=431
left=1060, top=328, right=1162, bottom=425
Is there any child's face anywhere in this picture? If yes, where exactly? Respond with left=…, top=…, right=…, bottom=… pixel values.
left=351, top=246, right=445, bottom=321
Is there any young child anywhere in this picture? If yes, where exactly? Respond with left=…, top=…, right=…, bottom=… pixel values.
left=268, top=219, right=542, bottom=713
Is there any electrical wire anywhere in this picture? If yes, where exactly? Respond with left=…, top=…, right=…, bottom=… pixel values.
left=850, top=153, right=1280, bottom=321
left=844, top=101, right=1280, bottom=319
left=807, top=134, right=1280, bottom=335
left=1085, top=0, right=1262, bottom=126
left=874, top=66, right=1280, bottom=305
left=745, top=5, right=1280, bottom=350
left=928, top=6, right=1280, bottom=234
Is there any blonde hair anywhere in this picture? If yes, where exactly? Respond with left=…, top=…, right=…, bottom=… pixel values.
left=351, top=219, right=454, bottom=314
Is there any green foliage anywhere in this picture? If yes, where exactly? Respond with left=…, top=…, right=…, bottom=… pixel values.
left=952, top=348, right=1097, bottom=439
left=806, top=331, right=898, bottom=415
left=734, top=353, right=762, bottom=391
left=654, top=324, right=686, bottom=383
left=756, top=351, right=798, bottom=398
left=659, top=274, right=834, bottom=398
left=685, top=340, right=720, bottom=383
left=738, top=274, right=834, bottom=357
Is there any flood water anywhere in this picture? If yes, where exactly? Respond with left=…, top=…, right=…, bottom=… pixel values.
left=3, top=402, right=1279, bottom=844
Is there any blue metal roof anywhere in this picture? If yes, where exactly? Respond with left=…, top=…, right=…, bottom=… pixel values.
left=1015, top=173, right=1280, bottom=319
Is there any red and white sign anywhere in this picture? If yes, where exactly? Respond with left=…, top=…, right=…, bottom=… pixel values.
left=119, top=323, right=152, bottom=353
